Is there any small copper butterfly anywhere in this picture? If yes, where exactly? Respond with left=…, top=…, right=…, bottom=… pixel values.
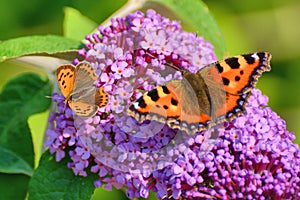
left=127, top=52, right=271, bottom=134
left=56, top=62, right=109, bottom=117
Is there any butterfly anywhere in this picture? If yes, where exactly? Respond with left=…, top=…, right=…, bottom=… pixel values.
left=127, top=52, right=271, bottom=134
left=56, top=62, right=109, bottom=117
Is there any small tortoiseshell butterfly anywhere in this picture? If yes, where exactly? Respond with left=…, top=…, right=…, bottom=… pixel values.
left=127, top=52, right=271, bottom=134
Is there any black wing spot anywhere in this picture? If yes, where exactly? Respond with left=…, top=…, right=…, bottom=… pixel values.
left=257, top=52, right=266, bottom=61
left=65, top=72, right=70, bottom=77
left=58, top=73, right=63, bottom=81
left=216, top=63, right=224, bottom=73
left=235, top=76, right=240, bottom=82
left=225, top=57, right=240, bottom=69
left=243, top=54, right=255, bottom=64
left=147, top=89, right=159, bottom=102
left=171, top=98, right=178, bottom=106
left=137, top=98, right=147, bottom=108
left=163, top=105, right=169, bottom=110
left=222, top=77, right=230, bottom=86
left=162, top=86, right=170, bottom=94
left=129, top=104, right=135, bottom=111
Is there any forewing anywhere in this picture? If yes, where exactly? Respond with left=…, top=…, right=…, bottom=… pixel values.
left=198, top=52, right=271, bottom=125
left=56, top=64, right=75, bottom=98
left=215, top=52, right=271, bottom=94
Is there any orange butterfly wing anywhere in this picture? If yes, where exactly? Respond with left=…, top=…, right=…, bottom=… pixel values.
left=128, top=52, right=271, bottom=134
left=205, top=52, right=271, bottom=123
left=127, top=80, right=213, bottom=133
left=56, top=64, right=75, bottom=99
left=215, top=52, right=271, bottom=94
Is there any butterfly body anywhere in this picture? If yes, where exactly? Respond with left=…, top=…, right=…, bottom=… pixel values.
left=56, top=63, right=109, bottom=117
left=128, top=52, right=271, bottom=134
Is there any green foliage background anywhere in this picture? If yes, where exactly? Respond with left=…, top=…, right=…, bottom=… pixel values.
left=203, top=0, right=300, bottom=145
left=0, top=0, right=299, bottom=199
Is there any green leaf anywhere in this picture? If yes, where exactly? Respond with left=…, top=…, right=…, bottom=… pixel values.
left=29, top=151, right=96, bottom=200
left=0, top=35, right=83, bottom=62
left=145, top=0, right=227, bottom=59
left=63, top=7, right=98, bottom=40
left=0, top=174, right=30, bottom=200
left=0, top=73, right=52, bottom=168
left=0, top=146, right=33, bottom=176
left=0, top=73, right=52, bottom=200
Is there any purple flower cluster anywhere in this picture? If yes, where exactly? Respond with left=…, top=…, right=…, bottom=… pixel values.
left=153, top=89, right=300, bottom=199
left=45, top=10, right=300, bottom=199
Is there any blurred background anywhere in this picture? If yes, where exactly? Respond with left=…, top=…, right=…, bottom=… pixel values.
left=203, top=0, right=300, bottom=144
left=0, top=0, right=299, bottom=199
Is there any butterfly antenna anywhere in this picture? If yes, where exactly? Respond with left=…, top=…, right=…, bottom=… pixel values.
left=45, top=95, right=68, bottom=115
left=45, top=95, right=65, bottom=101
